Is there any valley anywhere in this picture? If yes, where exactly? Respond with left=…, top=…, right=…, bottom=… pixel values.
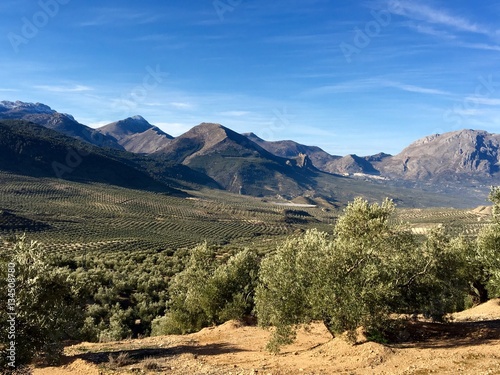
left=1, top=101, right=499, bottom=374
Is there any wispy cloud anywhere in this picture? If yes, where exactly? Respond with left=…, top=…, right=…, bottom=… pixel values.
left=406, top=22, right=456, bottom=39
left=169, top=102, right=194, bottom=110
left=384, top=81, right=450, bottom=95
left=87, top=120, right=111, bottom=128
left=305, top=78, right=450, bottom=96
left=458, top=42, right=500, bottom=52
left=388, top=1, right=489, bottom=34
left=464, top=97, right=500, bottom=106
left=0, top=88, right=18, bottom=92
left=219, top=111, right=251, bottom=117
left=78, top=8, right=161, bottom=27
left=132, top=34, right=176, bottom=43
left=34, top=85, right=93, bottom=93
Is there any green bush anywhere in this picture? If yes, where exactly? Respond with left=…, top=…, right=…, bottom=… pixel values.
left=476, top=222, right=500, bottom=298
left=0, top=235, right=84, bottom=369
left=255, top=198, right=472, bottom=352
left=152, top=244, right=259, bottom=335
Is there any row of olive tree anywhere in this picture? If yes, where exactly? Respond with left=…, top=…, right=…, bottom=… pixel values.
left=2, top=190, right=500, bottom=369
left=158, top=194, right=500, bottom=352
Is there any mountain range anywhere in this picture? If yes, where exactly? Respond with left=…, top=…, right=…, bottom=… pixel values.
left=0, top=100, right=498, bottom=207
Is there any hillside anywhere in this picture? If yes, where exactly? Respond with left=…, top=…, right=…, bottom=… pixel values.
left=0, top=119, right=186, bottom=194
left=155, top=123, right=320, bottom=196
left=245, top=128, right=500, bottom=186
left=152, top=123, right=469, bottom=205
left=1, top=100, right=497, bottom=206
left=243, top=132, right=342, bottom=171
left=97, top=116, right=173, bottom=153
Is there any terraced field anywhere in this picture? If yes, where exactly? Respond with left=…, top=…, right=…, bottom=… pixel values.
left=0, top=172, right=491, bottom=257
left=394, top=206, right=492, bottom=237
left=0, top=172, right=336, bottom=256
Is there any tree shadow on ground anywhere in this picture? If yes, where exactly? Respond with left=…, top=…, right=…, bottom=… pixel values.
left=73, top=342, right=245, bottom=365
left=393, top=319, right=500, bottom=349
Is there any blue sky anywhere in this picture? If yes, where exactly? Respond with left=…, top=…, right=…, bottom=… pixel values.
left=2, top=0, right=500, bottom=155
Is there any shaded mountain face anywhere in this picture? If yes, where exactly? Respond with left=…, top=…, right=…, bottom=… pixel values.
left=0, top=119, right=183, bottom=194
left=158, top=124, right=281, bottom=163
left=375, top=129, right=500, bottom=182
left=97, top=116, right=173, bottom=154
left=0, top=101, right=121, bottom=149
left=155, top=123, right=319, bottom=196
left=243, top=132, right=342, bottom=172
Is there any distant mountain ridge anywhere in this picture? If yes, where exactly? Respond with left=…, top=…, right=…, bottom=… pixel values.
left=243, top=132, right=342, bottom=172
left=2, top=100, right=499, bottom=206
left=374, top=129, right=500, bottom=183
left=0, top=101, right=122, bottom=150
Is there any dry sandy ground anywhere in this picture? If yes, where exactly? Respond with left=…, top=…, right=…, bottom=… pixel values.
left=32, top=299, right=500, bottom=375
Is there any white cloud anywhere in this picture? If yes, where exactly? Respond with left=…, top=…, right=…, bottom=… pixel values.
left=406, top=22, right=456, bottom=39
left=305, top=78, right=449, bottom=96
left=34, top=85, right=93, bottom=93
left=384, top=81, right=450, bottom=96
left=87, top=120, right=112, bottom=128
left=464, top=97, right=500, bottom=106
left=78, top=8, right=161, bottom=27
left=388, top=1, right=488, bottom=34
left=458, top=42, right=500, bottom=52
left=219, top=111, right=251, bottom=117
left=169, top=102, right=194, bottom=110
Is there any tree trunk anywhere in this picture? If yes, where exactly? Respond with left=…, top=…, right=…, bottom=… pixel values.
left=472, top=281, right=489, bottom=304
left=323, top=319, right=335, bottom=337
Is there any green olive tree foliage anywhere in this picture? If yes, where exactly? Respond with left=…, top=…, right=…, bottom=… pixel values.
left=0, top=235, right=84, bottom=369
left=255, top=198, right=471, bottom=352
left=475, top=187, right=500, bottom=298
left=152, top=243, right=259, bottom=335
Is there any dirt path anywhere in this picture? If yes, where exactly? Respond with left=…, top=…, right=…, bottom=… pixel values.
left=33, top=299, right=500, bottom=375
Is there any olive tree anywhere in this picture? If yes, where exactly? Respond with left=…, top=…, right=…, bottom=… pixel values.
left=0, top=235, right=84, bottom=370
left=152, top=243, right=259, bottom=335
left=255, top=198, right=471, bottom=352
left=474, top=187, right=500, bottom=298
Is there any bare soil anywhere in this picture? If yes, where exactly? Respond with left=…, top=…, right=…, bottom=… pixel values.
left=33, top=299, right=500, bottom=375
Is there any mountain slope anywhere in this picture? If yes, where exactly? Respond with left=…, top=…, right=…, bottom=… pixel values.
left=0, top=119, right=187, bottom=194
left=375, top=129, right=500, bottom=183
left=326, top=154, right=380, bottom=175
left=97, top=116, right=173, bottom=154
left=243, top=132, right=342, bottom=171
left=243, top=132, right=387, bottom=175
left=155, top=123, right=319, bottom=196
left=0, top=101, right=122, bottom=149
left=152, top=123, right=474, bottom=206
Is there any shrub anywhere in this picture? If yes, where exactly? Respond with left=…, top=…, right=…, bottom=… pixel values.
left=152, top=244, right=259, bottom=335
left=0, top=235, right=84, bottom=369
left=255, top=198, right=472, bottom=352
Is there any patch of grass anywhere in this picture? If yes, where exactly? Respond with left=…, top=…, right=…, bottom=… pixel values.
left=108, top=352, right=131, bottom=368
left=142, top=357, right=161, bottom=371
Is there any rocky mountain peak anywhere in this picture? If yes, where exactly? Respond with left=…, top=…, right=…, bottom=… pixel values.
left=0, top=100, right=55, bottom=114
